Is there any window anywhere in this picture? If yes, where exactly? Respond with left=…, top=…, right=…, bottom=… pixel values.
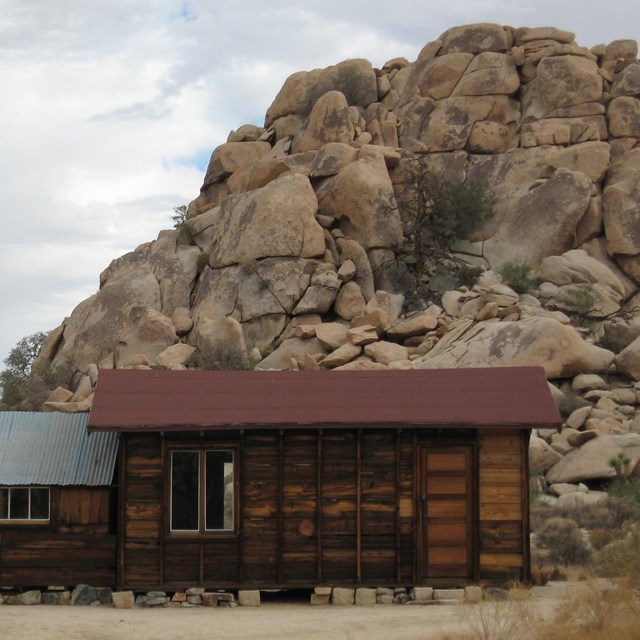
left=170, top=450, right=234, bottom=532
left=0, top=487, right=50, bottom=521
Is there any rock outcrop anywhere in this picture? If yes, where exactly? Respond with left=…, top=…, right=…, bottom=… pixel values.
left=31, top=23, right=640, bottom=490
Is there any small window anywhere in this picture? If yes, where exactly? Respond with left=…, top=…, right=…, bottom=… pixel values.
left=170, top=450, right=234, bottom=532
left=0, top=487, right=50, bottom=521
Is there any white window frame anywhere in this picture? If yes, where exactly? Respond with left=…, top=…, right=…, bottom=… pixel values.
left=0, top=486, right=50, bottom=522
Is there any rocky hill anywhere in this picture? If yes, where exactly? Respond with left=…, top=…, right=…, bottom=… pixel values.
left=36, top=23, right=640, bottom=494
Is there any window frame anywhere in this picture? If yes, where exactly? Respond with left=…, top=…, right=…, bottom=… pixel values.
left=0, top=486, right=51, bottom=524
left=166, top=445, right=238, bottom=537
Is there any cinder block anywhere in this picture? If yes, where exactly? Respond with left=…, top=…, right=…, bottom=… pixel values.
left=238, top=590, right=260, bottom=606
left=355, top=588, right=377, bottom=605
left=112, top=591, right=135, bottom=609
left=332, top=587, right=355, bottom=605
left=412, top=587, right=434, bottom=602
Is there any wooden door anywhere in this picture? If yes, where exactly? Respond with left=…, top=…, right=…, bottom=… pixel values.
left=419, top=446, right=474, bottom=580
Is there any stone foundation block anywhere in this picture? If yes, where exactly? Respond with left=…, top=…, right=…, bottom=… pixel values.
left=19, top=590, right=42, bottom=605
left=434, top=588, right=465, bottom=601
left=377, top=594, right=394, bottom=604
left=112, top=591, right=135, bottom=609
left=310, top=593, right=330, bottom=605
left=411, top=587, right=434, bottom=602
left=314, top=587, right=332, bottom=596
left=332, top=587, right=355, bottom=605
left=238, top=590, right=260, bottom=606
left=187, top=594, right=203, bottom=605
left=186, top=587, right=204, bottom=595
left=71, top=585, right=98, bottom=606
left=355, top=588, right=376, bottom=605
left=171, top=592, right=187, bottom=602
left=465, top=586, right=483, bottom=603
left=202, top=593, right=220, bottom=607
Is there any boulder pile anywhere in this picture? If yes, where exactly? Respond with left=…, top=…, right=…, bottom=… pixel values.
left=34, top=23, right=640, bottom=489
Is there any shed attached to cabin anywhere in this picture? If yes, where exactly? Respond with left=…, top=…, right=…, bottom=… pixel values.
left=0, top=412, right=119, bottom=587
left=89, top=367, right=561, bottom=591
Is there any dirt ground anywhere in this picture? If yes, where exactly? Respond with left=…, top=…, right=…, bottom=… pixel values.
left=0, top=583, right=572, bottom=640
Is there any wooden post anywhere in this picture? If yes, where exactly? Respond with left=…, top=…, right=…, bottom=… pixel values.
left=356, top=429, right=362, bottom=583
left=117, top=437, right=127, bottom=589
left=316, top=429, right=323, bottom=582
left=277, top=429, right=284, bottom=585
left=395, top=429, right=401, bottom=584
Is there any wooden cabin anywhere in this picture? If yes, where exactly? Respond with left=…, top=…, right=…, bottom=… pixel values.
left=87, top=367, right=561, bottom=591
left=0, top=412, right=118, bottom=586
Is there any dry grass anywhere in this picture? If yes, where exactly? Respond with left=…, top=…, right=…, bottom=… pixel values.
left=536, top=580, right=640, bottom=640
left=434, top=590, right=532, bottom=640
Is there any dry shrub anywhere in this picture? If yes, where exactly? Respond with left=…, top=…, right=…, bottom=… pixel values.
left=530, top=564, right=553, bottom=586
left=594, top=524, right=640, bottom=588
left=536, top=580, right=640, bottom=640
left=460, top=595, right=532, bottom=640
left=589, top=527, right=615, bottom=551
left=536, top=517, right=591, bottom=566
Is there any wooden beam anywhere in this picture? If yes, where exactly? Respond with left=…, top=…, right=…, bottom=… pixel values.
left=117, top=436, right=126, bottom=589
left=356, top=429, right=362, bottom=583
left=238, top=431, right=244, bottom=585
left=521, top=429, right=531, bottom=584
left=316, top=430, right=323, bottom=583
left=277, top=429, right=284, bottom=585
left=395, top=429, right=401, bottom=584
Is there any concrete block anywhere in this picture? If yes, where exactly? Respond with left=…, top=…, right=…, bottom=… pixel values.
left=355, top=588, right=377, bottom=605
left=310, top=594, right=330, bottom=605
left=314, top=587, right=332, bottom=596
left=112, top=591, right=135, bottom=609
left=411, top=587, right=434, bottom=601
left=376, top=594, right=394, bottom=604
left=238, top=590, right=260, bottom=606
left=332, top=587, right=355, bottom=605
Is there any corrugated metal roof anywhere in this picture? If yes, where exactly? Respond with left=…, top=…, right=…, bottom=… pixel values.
left=0, top=412, right=118, bottom=486
left=88, top=367, right=561, bottom=432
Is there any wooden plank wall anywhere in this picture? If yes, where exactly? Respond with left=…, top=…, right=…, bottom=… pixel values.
left=478, top=429, right=528, bottom=582
left=122, top=429, right=417, bottom=590
left=121, top=428, right=527, bottom=590
left=0, top=487, right=116, bottom=586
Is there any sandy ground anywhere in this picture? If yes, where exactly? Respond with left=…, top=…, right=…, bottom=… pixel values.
left=0, top=583, right=573, bottom=640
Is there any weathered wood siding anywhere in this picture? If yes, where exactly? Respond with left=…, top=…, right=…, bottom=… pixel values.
left=120, top=428, right=528, bottom=590
left=0, top=487, right=116, bottom=586
left=478, top=429, right=529, bottom=582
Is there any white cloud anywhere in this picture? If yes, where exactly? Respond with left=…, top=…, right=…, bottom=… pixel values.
left=0, top=0, right=637, bottom=369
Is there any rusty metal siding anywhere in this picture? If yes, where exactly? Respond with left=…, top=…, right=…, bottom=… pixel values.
left=0, top=412, right=118, bottom=486
left=88, top=367, right=561, bottom=432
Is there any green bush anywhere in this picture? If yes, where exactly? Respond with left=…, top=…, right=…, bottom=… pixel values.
left=498, top=261, right=536, bottom=294
left=560, top=285, right=596, bottom=317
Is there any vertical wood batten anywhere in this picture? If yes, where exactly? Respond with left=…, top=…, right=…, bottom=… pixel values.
left=356, top=429, right=362, bottom=583
left=159, top=436, right=165, bottom=587
left=238, top=431, right=244, bottom=585
left=521, top=429, right=531, bottom=583
left=316, top=430, right=323, bottom=583
left=395, top=429, right=401, bottom=584
left=412, top=431, right=418, bottom=585
left=118, top=437, right=127, bottom=588
left=277, top=429, right=284, bottom=585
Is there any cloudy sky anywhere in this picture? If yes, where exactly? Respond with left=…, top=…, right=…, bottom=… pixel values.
left=0, top=0, right=637, bottom=369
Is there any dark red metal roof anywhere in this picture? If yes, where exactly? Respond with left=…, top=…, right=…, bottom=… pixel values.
left=88, top=367, right=561, bottom=432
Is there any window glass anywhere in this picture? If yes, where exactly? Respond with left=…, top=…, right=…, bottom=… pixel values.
left=0, top=488, right=7, bottom=519
left=30, top=488, right=50, bottom=520
left=171, top=451, right=199, bottom=531
left=205, top=450, right=234, bottom=531
left=10, top=488, right=29, bottom=519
